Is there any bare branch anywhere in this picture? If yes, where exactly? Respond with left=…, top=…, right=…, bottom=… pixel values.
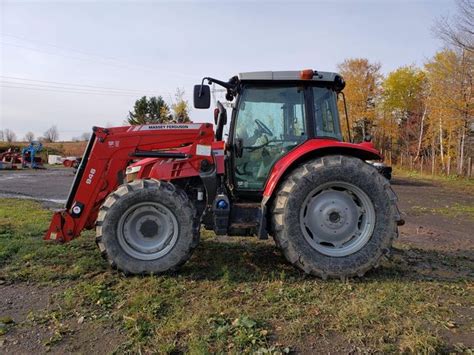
left=433, top=0, right=474, bottom=52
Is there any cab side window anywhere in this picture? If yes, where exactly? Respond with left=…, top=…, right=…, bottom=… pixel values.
left=313, top=87, right=342, bottom=140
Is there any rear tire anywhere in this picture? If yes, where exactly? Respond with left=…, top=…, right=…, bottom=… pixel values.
left=96, top=179, right=199, bottom=275
left=271, top=155, right=398, bottom=279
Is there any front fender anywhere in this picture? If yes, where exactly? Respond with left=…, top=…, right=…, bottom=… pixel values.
left=262, top=139, right=382, bottom=200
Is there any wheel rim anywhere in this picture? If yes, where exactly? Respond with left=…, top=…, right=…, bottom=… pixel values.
left=117, top=202, right=179, bottom=261
left=299, top=181, right=375, bottom=257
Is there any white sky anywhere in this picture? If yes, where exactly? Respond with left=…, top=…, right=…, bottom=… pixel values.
left=0, top=0, right=455, bottom=140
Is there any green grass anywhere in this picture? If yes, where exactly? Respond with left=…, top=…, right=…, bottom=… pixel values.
left=393, top=167, right=474, bottom=194
left=0, top=199, right=107, bottom=281
left=411, top=203, right=474, bottom=220
left=1, top=198, right=473, bottom=353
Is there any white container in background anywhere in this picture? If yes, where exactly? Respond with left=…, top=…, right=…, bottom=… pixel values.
left=48, top=155, right=63, bottom=165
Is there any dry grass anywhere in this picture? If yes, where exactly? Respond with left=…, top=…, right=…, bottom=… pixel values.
left=0, top=141, right=86, bottom=157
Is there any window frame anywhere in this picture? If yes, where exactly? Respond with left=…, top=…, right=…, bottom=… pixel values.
left=311, top=87, right=343, bottom=141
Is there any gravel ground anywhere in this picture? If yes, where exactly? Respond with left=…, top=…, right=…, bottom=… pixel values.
left=0, top=168, right=74, bottom=206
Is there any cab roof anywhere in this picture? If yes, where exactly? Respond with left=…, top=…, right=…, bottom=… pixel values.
left=237, top=70, right=341, bottom=82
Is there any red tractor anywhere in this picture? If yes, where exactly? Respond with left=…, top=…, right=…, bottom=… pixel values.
left=45, top=70, right=403, bottom=279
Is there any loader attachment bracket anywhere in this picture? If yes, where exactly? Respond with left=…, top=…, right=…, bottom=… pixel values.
left=44, top=210, right=76, bottom=243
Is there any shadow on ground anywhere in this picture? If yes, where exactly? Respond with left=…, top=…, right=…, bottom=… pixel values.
left=391, top=178, right=434, bottom=187
left=179, top=238, right=473, bottom=283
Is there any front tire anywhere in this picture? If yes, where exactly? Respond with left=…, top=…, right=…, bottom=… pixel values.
left=96, top=179, right=199, bottom=275
left=272, top=155, right=398, bottom=279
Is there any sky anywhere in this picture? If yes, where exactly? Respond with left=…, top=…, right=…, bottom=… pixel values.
left=0, top=0, right=457, bottom=141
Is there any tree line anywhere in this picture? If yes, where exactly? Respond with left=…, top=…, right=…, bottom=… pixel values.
left=0, top=88, right=191, bottom=144
left=338, top=49, right=472, bottom=175
left=0, top=125, right=60, bottom=143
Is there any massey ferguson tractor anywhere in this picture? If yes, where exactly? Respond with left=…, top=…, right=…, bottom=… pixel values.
left=45, top=70, right=403, bottom=279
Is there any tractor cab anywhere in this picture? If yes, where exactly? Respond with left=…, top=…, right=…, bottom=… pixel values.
left=194, top=70, right=350, bottom=193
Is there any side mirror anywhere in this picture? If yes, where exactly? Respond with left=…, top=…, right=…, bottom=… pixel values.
left=193, top=85, right=211, bottom=109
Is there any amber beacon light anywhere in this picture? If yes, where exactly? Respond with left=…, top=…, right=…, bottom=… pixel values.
left=300, top=69, right=314, bottom=80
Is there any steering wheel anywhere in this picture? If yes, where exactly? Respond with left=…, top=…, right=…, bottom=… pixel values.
left=255, top=119, right=273, bottom=136
left=235, top=162, right=251, bottom=176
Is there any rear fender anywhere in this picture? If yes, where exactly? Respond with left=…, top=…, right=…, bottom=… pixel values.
left=262, top=140, right=382, bottom=203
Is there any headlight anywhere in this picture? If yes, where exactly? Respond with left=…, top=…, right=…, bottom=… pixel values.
left=126, top=165, right=141, bottom=175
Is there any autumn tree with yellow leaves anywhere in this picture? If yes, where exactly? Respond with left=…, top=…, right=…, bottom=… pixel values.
left=339, top=52, right=472, bottom=175
left=171, top=88, right=191, bottom=123
left=337, top=58, right=382, bottom=142
left=424, top=49, right=473, bottom=174
left=380, top=66, right=428, bottom=159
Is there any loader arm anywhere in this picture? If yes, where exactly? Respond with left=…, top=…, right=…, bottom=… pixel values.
left=45, top=123, right=214, bottom=242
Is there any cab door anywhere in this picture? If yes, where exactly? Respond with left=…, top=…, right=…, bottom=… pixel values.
left=231, top=85, right=308, bottom=191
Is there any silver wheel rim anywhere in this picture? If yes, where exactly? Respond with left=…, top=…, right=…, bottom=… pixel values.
left=117, top=202, right=179, bottom=260
left=299, top=181, right=375, bottom=257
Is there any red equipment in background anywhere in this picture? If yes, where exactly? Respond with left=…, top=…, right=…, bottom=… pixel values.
left=62, top=157, right=82, bottom=169
left=0, top=148, right=22, bottom=169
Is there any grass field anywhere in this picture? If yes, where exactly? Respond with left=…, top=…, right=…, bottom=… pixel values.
left=0, top=191, right=473, bottom=353
left=393, top=167, right=474, bottom=193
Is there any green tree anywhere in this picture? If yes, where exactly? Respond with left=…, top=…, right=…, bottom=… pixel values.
left=127, top=96, right=171, bottom=125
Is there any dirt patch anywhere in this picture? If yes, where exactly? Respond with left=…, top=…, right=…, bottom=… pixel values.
left=0, top=282, right=125, bottom=353
left=295, top=331, right=355, bottom=354
left=49, top=319, right=125, bottom=354
left=0, top=283, right=61, bottom=353
left=392, top=177, right=474, bottom=253
left=399, top=218, right=473, bottom=253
